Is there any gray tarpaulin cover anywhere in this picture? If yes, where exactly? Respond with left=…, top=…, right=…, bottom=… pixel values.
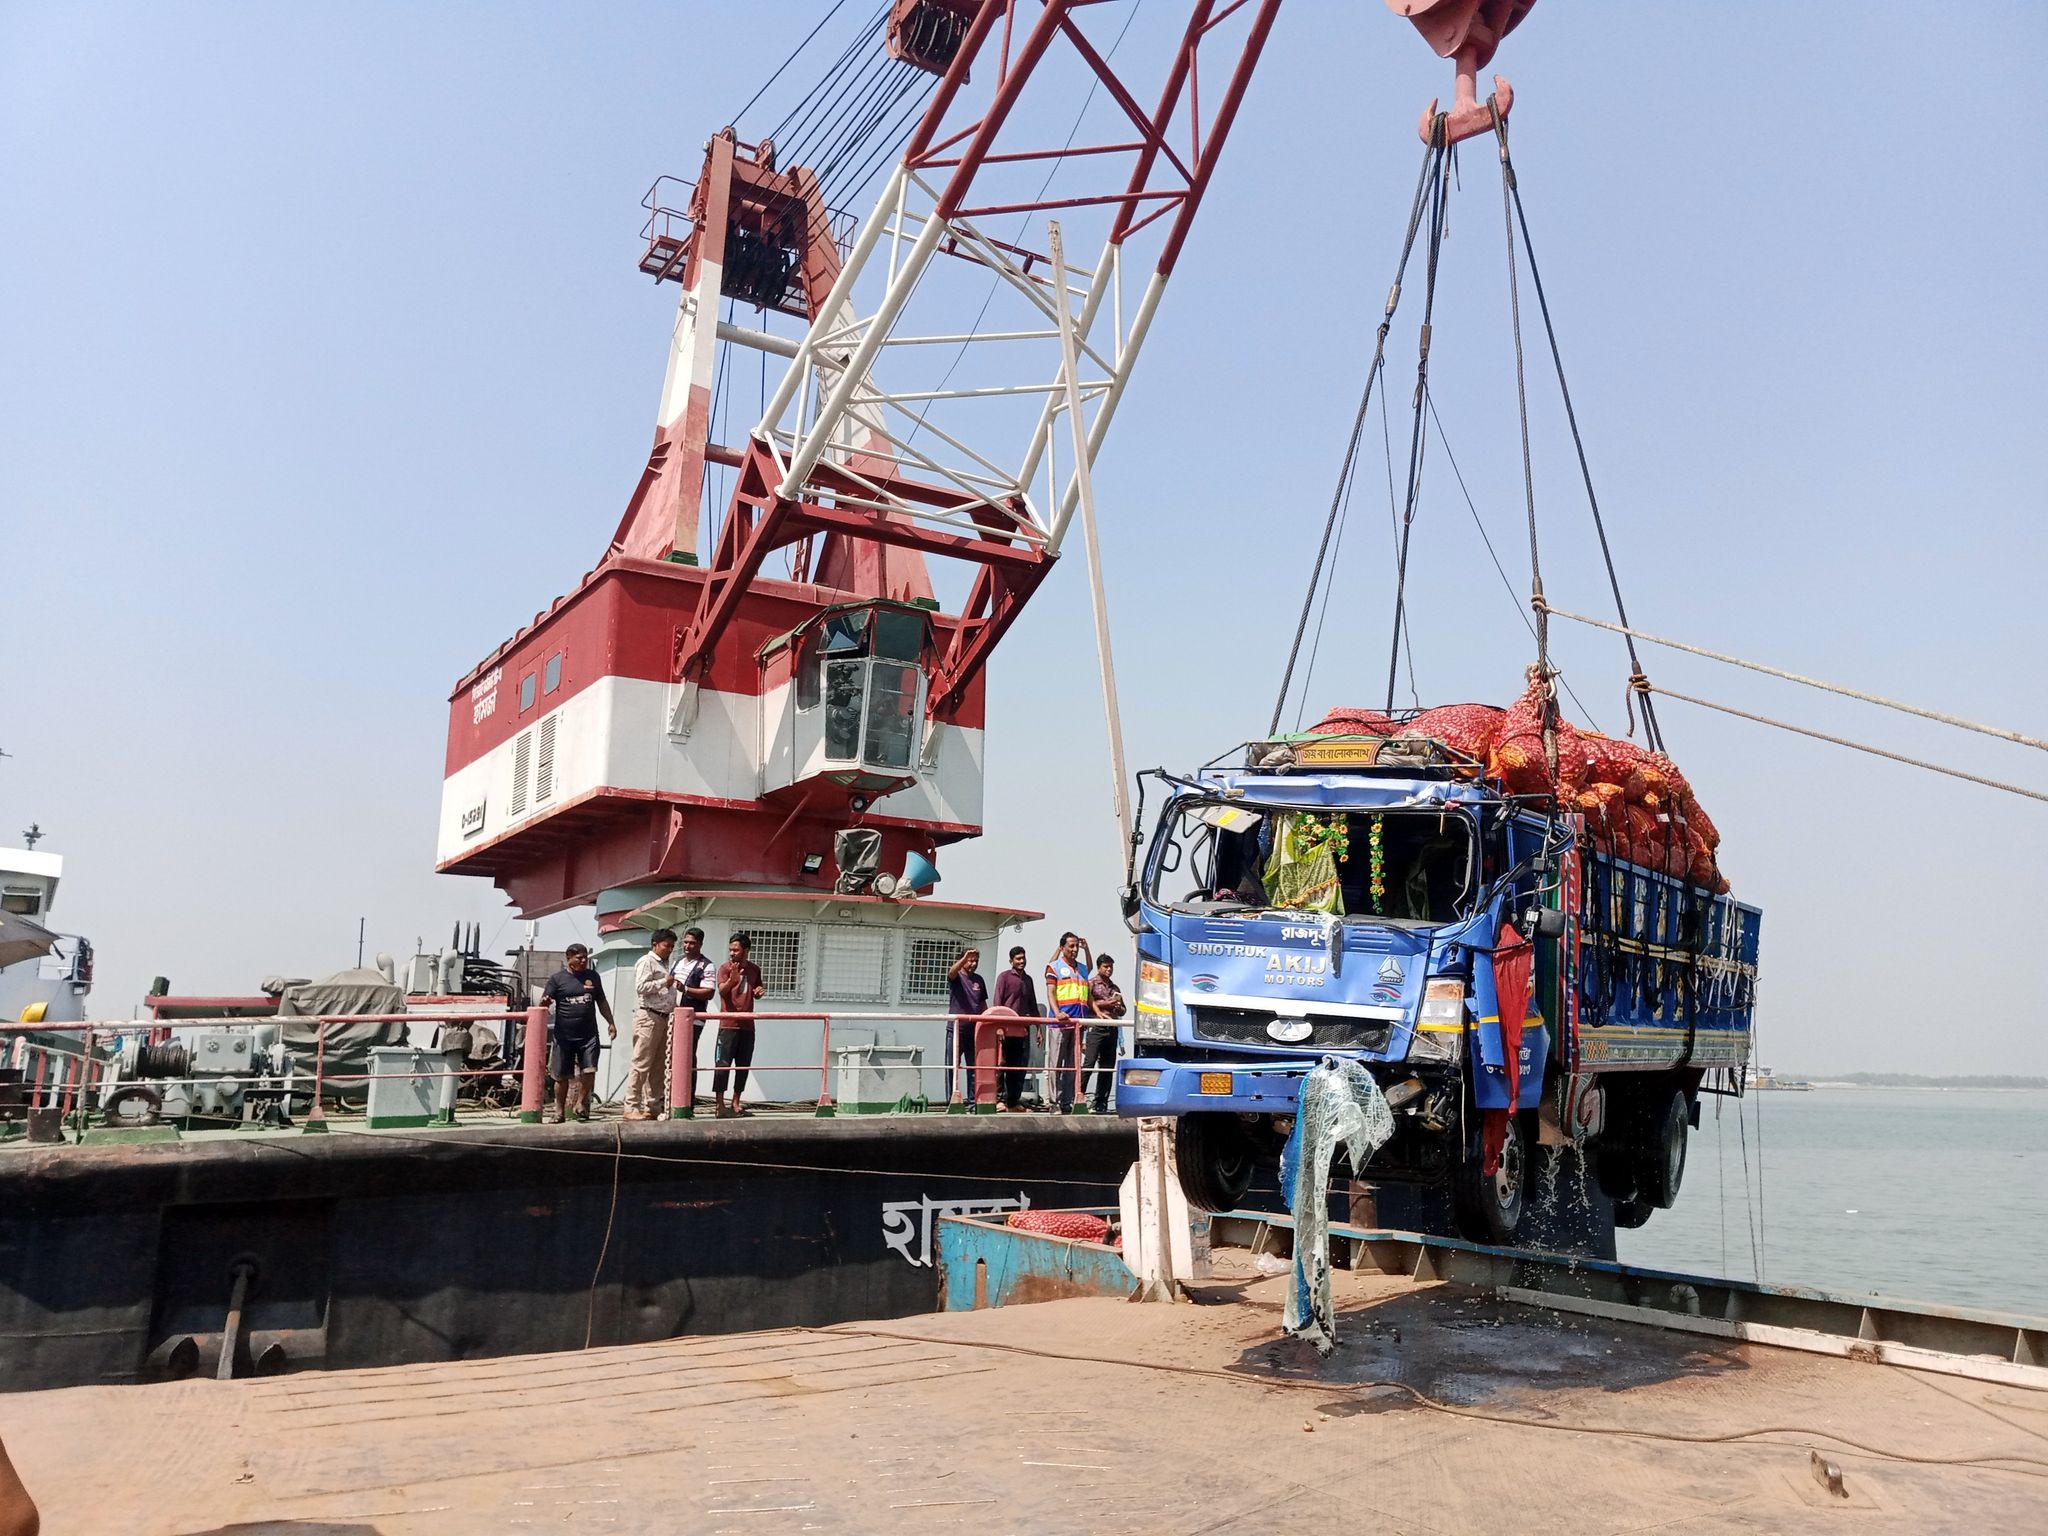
left=276, top=968, right=407, bottom=1105
left=1279, top=1058, right=1394, bottom=1354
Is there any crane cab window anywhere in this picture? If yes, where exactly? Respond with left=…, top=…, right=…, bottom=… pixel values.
left=792, top=603, right=933, bottom=771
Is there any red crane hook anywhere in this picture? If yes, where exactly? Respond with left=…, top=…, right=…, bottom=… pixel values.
left=1387, top=0, right=1537, bottom=146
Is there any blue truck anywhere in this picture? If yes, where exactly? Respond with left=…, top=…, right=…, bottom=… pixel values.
left=1114, top=731, right=1762, bottom=1241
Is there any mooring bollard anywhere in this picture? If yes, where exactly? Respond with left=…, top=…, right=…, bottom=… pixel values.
left=974, top=1007, right=1020, bottom=1112
left=669, top=1007, right=696, bottom=1119
left=519, top=1005, right=548, bottom=1124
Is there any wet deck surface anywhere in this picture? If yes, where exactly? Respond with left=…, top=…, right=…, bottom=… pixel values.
left=5, top=1254, right=2044, bottom=1533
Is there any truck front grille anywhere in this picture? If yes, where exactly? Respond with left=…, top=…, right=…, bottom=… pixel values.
left=1190, top=1007, right=1392, bottom=1054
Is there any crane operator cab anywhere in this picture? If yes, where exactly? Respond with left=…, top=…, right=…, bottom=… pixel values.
left=760, top=599, right=935, bottom=802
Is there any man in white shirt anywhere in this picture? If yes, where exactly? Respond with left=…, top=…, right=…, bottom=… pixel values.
left=625, top=929, right=683, bottom=1120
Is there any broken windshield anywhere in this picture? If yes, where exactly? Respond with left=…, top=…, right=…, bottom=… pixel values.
left=1145, top=799, right=1478, bottom=924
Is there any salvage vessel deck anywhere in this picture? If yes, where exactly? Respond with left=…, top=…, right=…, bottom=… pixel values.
left=7, top=1245, right=2044, bottom=1533
left=0, top=1113, right=1138, bottom=1391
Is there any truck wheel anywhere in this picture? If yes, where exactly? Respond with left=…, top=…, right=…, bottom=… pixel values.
left=1594, top=1139, right=1639, bottom=1203
left=1611, top=1197, right=1654, bottom=1229
left=1175, top=1114, right=1255, bottom=1213
left=1634, top=1089, right=1690, bottom=1209
left=1452, top=1112, right=1525, bottom=1245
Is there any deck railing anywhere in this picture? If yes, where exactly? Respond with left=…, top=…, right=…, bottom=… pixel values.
left=1, top=1006, right=1119, bottom=1138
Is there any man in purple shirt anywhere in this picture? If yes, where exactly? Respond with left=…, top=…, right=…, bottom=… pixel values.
left=947, top=947, right=989, bottom=1104
left=989, top=944, right=1038, bottom=1110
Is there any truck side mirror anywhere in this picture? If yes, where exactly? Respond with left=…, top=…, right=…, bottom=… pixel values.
left=1524, top=906, right=1566, bottom=939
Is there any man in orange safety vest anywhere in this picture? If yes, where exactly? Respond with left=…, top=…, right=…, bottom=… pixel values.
left=1043, top=931, right=1093, bottom=1113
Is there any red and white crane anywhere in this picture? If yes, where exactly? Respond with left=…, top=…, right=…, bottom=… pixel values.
left=436, top=0, right=1530, bottom=932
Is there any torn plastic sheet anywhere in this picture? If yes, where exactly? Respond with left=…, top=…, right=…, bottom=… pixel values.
left=1279, top=1057, right=1394, bottom=1355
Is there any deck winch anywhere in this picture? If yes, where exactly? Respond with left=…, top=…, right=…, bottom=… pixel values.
left=104, top=1027, right=295, bottom=1129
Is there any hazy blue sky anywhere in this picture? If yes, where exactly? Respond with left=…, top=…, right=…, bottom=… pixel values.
left=4, top=2, right=2043, bottom=1074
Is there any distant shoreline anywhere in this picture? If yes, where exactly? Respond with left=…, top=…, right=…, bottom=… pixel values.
left=1795, top=1074, right=2048, bottom=1091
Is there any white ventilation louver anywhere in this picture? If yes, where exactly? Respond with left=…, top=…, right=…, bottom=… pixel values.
left=509, top=731, right=531, bottom=817
left=536, top=715, right=558, bottom=803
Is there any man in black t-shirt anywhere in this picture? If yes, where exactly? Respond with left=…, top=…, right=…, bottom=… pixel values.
left=544, top=943, right=615, bottom=1123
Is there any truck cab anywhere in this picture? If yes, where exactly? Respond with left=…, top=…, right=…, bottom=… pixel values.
left=1116, top=734, right=1762, bottom=1242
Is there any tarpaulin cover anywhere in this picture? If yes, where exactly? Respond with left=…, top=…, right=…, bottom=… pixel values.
left=277, top=968, right=408, bottom=1105
left=1315, top=675, right=1727, bottom=891
left=1279, top=1059, right=1394, bottom=1355
left=0, top=910, right=59, bottom=972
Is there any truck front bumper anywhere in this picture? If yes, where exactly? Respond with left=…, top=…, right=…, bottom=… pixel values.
left=1114, top=1057, right=1321, bottom=1118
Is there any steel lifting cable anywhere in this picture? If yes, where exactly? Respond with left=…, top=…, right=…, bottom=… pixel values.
left=1647, top=684, right=2048, bottom=805
left=1424, top=391, right=1604, bottom=732
left=1268, top=134, right=1446, bottom=736
left=1292, top=358, right=1398, bottom=731
left=1496, top=126, right=1664, bottom=752
left=732, top=0, right=865, bottom=133
left=778, top=40, right=896, bottom=176
left=803, top=62, right=904, bottom=187
left=764, top=4, right=891, bottom=149
left=812, top=60, right=917, bottom=194
left=1540, top=602, right=2048, bottom=755
left=1753, top=1032, right=1768, bottom=1282
left=1492, top=107, right=1554, bottom=770
left=822, top=71, right=939, bottom=213
left=780, top=64, right=931, bottom=319
left=1383, top=127, right=1455, bottom=717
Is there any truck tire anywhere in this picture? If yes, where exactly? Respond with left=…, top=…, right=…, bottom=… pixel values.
left=1594, top=1081, right=1690, bottom=1210
left=1175, top=1114, right=1255, bottom=1213
left=1611, top=1197, right=1654, bottom=1229
left=1634, top=1088, right=1690, bottom=1209
left=1452, top=1111, right=1525, bottom=1245
left=1594, top=1139, right=1640, bottom=1203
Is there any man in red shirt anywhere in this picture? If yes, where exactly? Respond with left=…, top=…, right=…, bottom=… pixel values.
left=713, top=932, right=766, bottom=1119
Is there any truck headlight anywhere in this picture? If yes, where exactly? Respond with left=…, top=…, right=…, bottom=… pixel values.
left=1410, top=978, right=1465, bottom=1062
left=1419, top=978, right=1465, bottom=1026
left=1134, top=958, right=1173, bottom=1042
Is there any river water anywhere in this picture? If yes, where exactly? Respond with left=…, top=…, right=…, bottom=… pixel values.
left=1614, top=1088, right=2048, bottom=1318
